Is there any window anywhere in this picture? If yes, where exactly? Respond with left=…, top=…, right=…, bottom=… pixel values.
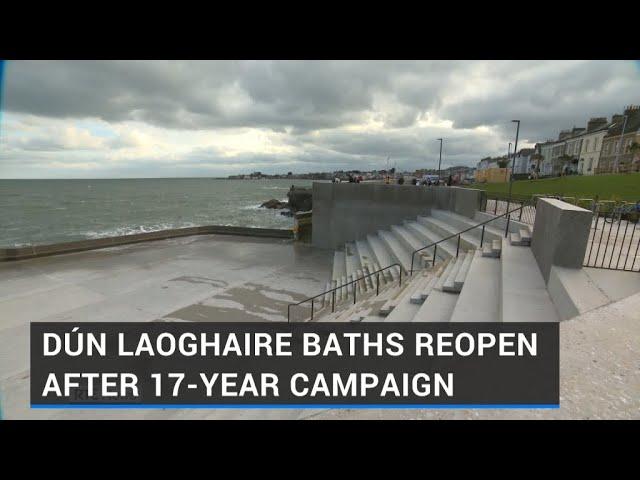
left=593, top=138, right=598, bottom=151
left=587, top=159, right=593, bottom=171
left=585, top=139, right=590, bottom=152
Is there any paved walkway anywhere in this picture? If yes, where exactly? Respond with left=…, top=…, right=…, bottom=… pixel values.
left=0, top=234, right=332, bottom=419
left=309, top=291, right=640, bottom=420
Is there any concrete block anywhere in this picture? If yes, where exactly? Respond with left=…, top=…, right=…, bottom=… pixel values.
left=531, top=198, right=593, bottom=283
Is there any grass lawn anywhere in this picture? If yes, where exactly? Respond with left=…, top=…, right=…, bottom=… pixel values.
left=469, top=173, right=640, bottom=202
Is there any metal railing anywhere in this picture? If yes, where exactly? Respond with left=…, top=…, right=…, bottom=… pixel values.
left=287, top=263, right=402, bottom=323
left=583, top=201, right=640, bottom=272
left=481, top=193, right=537, bottom=225
left=409, top=204, right=529, bottom=275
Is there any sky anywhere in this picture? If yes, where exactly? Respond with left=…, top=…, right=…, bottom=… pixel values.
left=0, top=60, right=638, bottom=179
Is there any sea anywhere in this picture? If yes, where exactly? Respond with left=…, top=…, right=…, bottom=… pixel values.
left=0, top=178, right=318, bottom=247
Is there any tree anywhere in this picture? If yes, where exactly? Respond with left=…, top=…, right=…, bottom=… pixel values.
left=628, top=142, right=640, bottom=172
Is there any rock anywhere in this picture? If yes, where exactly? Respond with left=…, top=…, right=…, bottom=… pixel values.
left=260, top=199, right=288, bottom=209
left=287, top=187, right=312, bottom=212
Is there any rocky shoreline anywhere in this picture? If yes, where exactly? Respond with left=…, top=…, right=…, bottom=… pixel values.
left=260, top=186, right=312, bottom=217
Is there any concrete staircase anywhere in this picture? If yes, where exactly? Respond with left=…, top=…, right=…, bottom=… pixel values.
left=312, top=208, right=559, bottom=323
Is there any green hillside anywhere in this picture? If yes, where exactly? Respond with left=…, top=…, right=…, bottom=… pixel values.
left=469, top=173, right=640, bottom=202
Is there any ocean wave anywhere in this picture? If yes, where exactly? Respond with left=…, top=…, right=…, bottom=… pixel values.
left=84, top=222, right=198, bottom=239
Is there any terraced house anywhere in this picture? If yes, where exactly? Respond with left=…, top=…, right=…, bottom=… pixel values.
left=598, top=105, right=640, bottom=174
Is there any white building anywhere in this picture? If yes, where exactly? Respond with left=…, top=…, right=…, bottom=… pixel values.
left=538, top=142, right=555, bottom=176
left=578, top=118, right=610, bottom=175
left=512, top=148, right=534, bottom=175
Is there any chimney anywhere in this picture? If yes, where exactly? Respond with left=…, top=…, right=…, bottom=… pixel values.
left=623, top=105, right=640, bottom=117
left=612, top=114, right=625, bottom=125
left=571, top=127, right=585, bottom=136
left=558, top=130, right=572, bottom=141
left=587, top=117, right=608, bottom=131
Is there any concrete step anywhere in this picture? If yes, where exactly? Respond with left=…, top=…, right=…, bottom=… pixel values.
left=474, top=211, right=530, bottom=235
left=519, top=228, right=531, bottom=244
left=482, top=239, right=502, bottom=258
left=412, top=288, right=459, bottom=322
left=321, top=281, right=331, bottom=308
left=391, top=225, right=432, bottom=270
left=344, top=243, right=358, bottom=287
left=391, top=225, right=425, bottom=253
left=378, top=281, right=413, bottom=316
left=384, top=274, right=433, bottom=322
left=378, top=230, right=412, bottom=273
left=335, top=276, right=344, bottom=302
left=346, top=274, right=353, bottom=296
left=361, top=264, right=374, bottom=290
left=510, top=232, right=524, bottom=246
left=417, top=216, right=480, bottom=251
left=367, top=234, right=399, bottom=281
left=355, top=268, right=368, bottom=293
left=433, top=258, right=455, bottom=291
left=332, top=250, right=346, bottom=281
left=450, top=250, right=501, bottom=323
left=404, top=221, right=447, bottom=261
left=442, top=253, right=466, bottom=293
left=410, top=275, right=439, bottom=304
left=453, top=250, right=475, bottom=290
left=500, top=241, right=559, bottom=322
left=355, top=238, right=374, bottom=267
left=431, top=209, right=503, bottom=243
left=368, top=262, right=388, bottom=287
left=412, top=218, right=457, bottom=258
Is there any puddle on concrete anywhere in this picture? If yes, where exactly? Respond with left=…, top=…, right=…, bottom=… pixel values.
left=168, top=276, right=228, bottom=288
left=165, top=281, right=309, bottom=322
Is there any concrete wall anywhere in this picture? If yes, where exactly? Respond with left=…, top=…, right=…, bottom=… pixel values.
left=0, top=225, right=293, bottom=262
left=531, top=198, right=592, bottom=283
left=312, top=183, right=484, bottom=249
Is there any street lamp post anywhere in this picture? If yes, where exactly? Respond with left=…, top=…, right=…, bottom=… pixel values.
left=507, top=120, right=521, bottom=212
left=506, top=142, right=512, bottom=182
left=437, top=138, right=443, bottom=182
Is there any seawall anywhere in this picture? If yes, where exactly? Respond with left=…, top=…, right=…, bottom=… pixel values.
left=312, top=183, right=484, bottom=249
left=0, top=225, right=293, bottom=262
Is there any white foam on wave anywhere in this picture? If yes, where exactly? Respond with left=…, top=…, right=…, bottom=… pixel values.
left=84, top=222, right=198, bottom=239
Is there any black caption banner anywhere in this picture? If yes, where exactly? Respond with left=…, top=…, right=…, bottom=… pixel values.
left=31, top=322, right=559, bottom=407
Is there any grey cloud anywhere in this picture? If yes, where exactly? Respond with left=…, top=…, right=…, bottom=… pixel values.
left=3, top=60, right=639, bottom=177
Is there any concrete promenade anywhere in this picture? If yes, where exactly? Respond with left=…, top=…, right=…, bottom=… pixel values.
left=310, top=290, right=640, bottom=420
left=0, top=234, right=332, bottom=419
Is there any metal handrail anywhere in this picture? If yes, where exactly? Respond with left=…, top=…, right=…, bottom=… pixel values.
left=287, top=262, right=402, bottom=323
left=409, top=204, right=529, bottom=275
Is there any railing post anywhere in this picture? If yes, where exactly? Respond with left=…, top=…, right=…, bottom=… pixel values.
left=287, top=305, right=291, bottom=323
left=331, top=290, right=335, bottom=313
left=376, top=272, right=380, bottom=295
left=494, top=199, right=498, bottom=215
left=456, top=235, right=461, bottom=257
left=480, top=225, right=485, bottom=247
left=519, top=204, right=523, bottom=221
left=410, top=252, right=414, bottom=275
left=505, top=214, right=510, bottom=238
left=433, top=245, right=437, bottom=267
left=399, top=267, right=402, bottom=287
left=353, top=282, right=357, bottom=304
left=310, top=298, right=314, bottom=321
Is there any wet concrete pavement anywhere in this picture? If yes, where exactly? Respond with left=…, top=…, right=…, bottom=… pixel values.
left=0, top=234, right=332, bottom=419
